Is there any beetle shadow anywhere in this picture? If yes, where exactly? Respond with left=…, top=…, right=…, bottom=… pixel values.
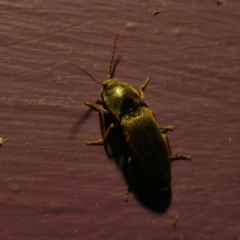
left=97, top=101, right=128, bottom=164
left=98, top=110, right=172, bottom=213
left=69, top=108, right=93, bottom=139
left=128, top=158, right=172, bottom=212
left=110, top=56, right=121, bottom=78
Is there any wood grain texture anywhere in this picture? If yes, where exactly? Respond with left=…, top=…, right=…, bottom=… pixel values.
left=0, top=0, right=239, bottom=239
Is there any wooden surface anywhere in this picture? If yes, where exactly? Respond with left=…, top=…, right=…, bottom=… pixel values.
left=0, top=0, right=239, bottom=239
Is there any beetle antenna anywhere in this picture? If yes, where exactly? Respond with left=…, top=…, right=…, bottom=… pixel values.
left=108, top=32, right=121, bottom=79
left=71, top=64, right=102, bottom=86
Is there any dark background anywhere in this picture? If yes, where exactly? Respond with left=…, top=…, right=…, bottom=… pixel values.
left=0, top=0, right=239, bottom=239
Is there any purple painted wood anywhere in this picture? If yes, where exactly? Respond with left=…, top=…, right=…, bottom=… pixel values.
left=0, top=0, right=239, bottom=239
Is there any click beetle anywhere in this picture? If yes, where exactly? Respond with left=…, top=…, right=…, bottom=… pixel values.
left=75, top=33, right=191, bottom=201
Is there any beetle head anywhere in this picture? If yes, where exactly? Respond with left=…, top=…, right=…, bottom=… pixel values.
left=73, top=34, right=146, bottom=120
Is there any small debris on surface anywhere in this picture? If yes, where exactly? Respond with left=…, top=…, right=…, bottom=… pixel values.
left=153, top=10, right=160, bottom=15
left=216, top=0, right=224, bottom=6
left=172, top=222, right=177, bottom=228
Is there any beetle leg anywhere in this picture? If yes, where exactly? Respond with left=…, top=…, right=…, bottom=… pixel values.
left=160, top=126, right=174, bottom=133
left=170, top=153, right=191, bottom=160
left=162, top=133, right=191, bottom=160
left=138, top=76, right=151, bottom=98
left=125, top=156, right=132, bottom=203
left=86, top=122, right=120, bottom=145
left=85, top=101, right=112, bottom=114
left=125, top=187, right=130, bottom=203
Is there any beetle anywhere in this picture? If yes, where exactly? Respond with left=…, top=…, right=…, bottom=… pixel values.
left=75, top=33, right=191, bottom=201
